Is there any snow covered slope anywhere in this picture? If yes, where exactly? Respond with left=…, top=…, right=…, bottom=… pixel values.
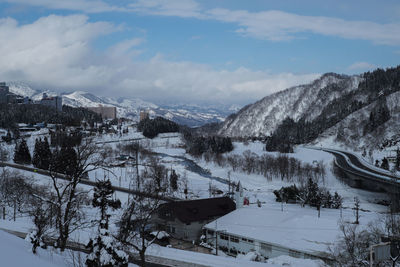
left=219, top=73, right=361, bottom=137
left=0, top=230, right=68, bottom=267
left=314, top=90, right=400, bottom=151
left=6, top=82, right=234, bottom=127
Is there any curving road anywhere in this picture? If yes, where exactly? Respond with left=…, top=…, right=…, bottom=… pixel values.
left=307, top=147, right=400, bottom=193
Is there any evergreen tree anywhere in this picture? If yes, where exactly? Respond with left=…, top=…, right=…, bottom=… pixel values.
left=41, top=137, right=52, bottom=170
left=60, top=145, right=77, bottom=175
left=306, top=178, right=319, bottom=206
left=32, top=138, right=51, bottom=170
left=170, top=169, right=178, bottom=191
left=323, top=191, right=333, bottom=208
left=332, top=192, right=343, bottom=209
left=86, top=179, right=127, bottom=267
left=32, top=139, right=41, bottom=168
left=13, top=139, right=31, bottom=164
left=381, top=157, right=389, bottom=170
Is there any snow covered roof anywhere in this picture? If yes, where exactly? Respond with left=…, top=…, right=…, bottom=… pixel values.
left=204, top=205, right=342, bottom=257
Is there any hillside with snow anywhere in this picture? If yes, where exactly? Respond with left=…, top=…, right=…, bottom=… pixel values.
left=219, top=73, right=361, bottom=137
left=6, top=82, right=236, bottom=127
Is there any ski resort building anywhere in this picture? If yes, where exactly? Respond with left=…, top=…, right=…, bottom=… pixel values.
left=87, top=106, right=117, bottom=120
left=203, top=205, right=335, bottom=263
left=151, top=197, right=236, bottom=242
left=38, top=93, right=62, bottom=111
left=139, top=110, right=149, bottom=121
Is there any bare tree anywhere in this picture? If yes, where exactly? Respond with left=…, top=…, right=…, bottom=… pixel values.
left=0, top=170, right=33, bottom=221
left=118, top=166, right=167, bottom=267
left=25, top=185, right=54, bottom=254
left=330, top=221, right=377, bottom=266
left=47, top=139, right=103, bottom=251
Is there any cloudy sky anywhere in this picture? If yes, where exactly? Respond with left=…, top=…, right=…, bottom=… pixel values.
left=1, top=0, right=399, bottom=106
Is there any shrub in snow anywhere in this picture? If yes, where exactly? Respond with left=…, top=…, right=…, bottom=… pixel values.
left=86, top=228, right=128, bottom=267
left=26, top=230, right=47, bottom=254
left=274, top=179, right=343, bottom=209
left=237, top=251, right=266, bottom=262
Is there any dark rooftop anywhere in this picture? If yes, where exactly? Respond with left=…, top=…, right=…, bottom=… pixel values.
left=157, top=197, right=236, bottom=224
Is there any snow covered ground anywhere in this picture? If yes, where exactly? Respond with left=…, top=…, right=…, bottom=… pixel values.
left=0, top=128, right=391, bottom=266
left=0, top=230, right=90, bottom=267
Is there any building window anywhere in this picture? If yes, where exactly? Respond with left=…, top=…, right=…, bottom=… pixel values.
left=207, top=229, right=214, bottom=235
left=241, top=237, right=254, bottom=243
left=230, top=236, right=239, bottom=243
left=171, top=227, right=176, bottom=234
left=261, top=243, right=272, bottom=253
left=220, top=234, right=229, bottom=240
left=289, top=249, right=302, bottom=258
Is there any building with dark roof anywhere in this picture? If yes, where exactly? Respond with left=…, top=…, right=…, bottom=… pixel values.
left=151, top=197, right=236, bottom=241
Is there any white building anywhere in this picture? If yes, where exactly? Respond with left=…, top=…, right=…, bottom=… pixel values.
left=203, top=205, right=337, bottom=263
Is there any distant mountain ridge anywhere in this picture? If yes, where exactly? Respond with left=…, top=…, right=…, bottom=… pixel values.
left=6, top=82, right=239, bottom=127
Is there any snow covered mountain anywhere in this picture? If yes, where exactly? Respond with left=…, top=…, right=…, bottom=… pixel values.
left=219, top=66, right=400, bottom=152
left=219, top=73, right=362, bottom=137
left=6, top=82, right=235, bottom=127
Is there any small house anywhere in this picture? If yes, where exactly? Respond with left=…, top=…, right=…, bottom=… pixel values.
left=152, top=197, right=236, bottom=242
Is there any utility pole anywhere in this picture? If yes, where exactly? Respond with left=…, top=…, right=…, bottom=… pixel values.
left=228, top=171, right=231, bottom=195
left=354, top=197, right=360, bottom=224
left=135, top=142, right=139, bottom=190
left=215, top=220, right=218, bottom=256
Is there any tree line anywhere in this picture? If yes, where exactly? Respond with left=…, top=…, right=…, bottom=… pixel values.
left=137, top=117, right=179, bottom=139
left=273, top=178, right=343, bottom=210
left=201, top=149, right=326, bottom=184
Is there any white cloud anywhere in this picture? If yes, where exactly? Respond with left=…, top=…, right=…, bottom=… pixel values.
left=206, top=9, right=400, bottom=45
left=0, top=14, right=319, bottom=105
left=0, top=0, right=126, bottom=13
left=347, top=62, right=376, bottom=71
left=128, top=0, right=205, bottom=19
left=128, top=0, right=400, bottom=45
left=4, top=0, right=400, bottom=45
